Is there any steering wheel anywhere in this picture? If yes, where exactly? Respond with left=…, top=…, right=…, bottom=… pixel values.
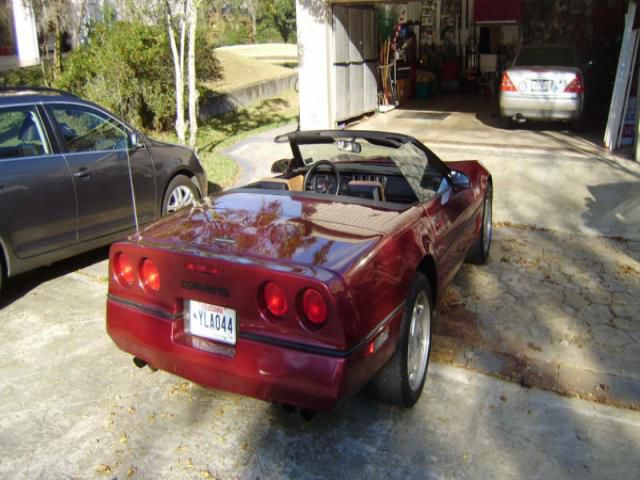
left=304, top=160, right=341, bottom=195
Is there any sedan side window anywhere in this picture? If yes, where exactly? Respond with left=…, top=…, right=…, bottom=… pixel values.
left=50, top=106, right=129, bottom=153
left=0, top=107, right=49, bottom=159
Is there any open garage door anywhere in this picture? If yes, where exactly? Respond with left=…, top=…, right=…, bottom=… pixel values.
left=333, top=6, right=378, bottom=123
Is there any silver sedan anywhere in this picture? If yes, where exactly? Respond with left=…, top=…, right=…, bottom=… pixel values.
left=499, top=45, right=585, bottom=128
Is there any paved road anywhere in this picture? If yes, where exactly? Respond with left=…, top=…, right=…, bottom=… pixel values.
left=1, top=258, right=639, bottom=479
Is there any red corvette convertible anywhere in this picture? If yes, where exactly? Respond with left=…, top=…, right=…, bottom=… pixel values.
left=106, top=130, right=492, bottom=411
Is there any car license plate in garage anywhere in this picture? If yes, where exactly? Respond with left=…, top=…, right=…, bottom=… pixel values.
left=531, top=80, right=551, bottom=92
left=185, top=300, right=237, bottom=345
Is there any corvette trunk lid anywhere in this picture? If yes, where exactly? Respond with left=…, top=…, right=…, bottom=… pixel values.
left=135, top=191, right=405, bottom=274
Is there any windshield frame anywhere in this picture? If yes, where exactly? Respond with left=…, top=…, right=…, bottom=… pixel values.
left=287, top=129, right=450, bottom=171
left=285, top=130, right=451, bottom=203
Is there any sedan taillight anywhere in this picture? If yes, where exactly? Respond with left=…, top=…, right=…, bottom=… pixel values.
left=500, top=72, right=517, bottom=92
left=113, top=252, right=135, bottom=287
left=564, top=74, right=584, bottom=93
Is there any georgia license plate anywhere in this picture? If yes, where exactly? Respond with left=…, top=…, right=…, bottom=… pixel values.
left=531, top=80, right=551, bottom=92
left=185, top=299, right=237, bottom=345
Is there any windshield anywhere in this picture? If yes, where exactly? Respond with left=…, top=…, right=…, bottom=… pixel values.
left=515, top=47, right=576, bottom=67
left=295, top=136, right=435, bottom=202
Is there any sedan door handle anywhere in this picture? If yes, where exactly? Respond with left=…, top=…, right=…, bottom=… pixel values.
left=74, top=168, right=91, bottom=179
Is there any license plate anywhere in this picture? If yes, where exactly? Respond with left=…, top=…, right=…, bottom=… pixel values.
left=531, top=80, right=551, bottom=92
left=184, top=299, right=237, bottom=345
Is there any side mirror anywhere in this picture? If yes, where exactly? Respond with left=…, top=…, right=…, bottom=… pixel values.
left=130, top=131, right=144, bottom=149
left=449, top=170, right=470, bottom=189
left=271, top=158, right=291, bottom=174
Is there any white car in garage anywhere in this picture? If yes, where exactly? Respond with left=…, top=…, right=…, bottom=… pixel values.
left=499, top=45, right=585, bottom=129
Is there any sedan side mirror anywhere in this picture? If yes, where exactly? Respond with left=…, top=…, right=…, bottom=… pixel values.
left=130, top=131, right=144, bottom=149
left=449, top=170, right=470, bottom=189
left=271, top=158, right=291, bottom=174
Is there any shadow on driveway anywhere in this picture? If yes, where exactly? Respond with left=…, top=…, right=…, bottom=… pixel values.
left=0, top=246, right=109, bottom=309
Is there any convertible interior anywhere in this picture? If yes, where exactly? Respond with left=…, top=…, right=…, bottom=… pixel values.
left=245, top=160, right=445, bottom=206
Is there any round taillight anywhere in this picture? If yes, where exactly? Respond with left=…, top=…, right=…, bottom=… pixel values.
left=140, top=258, right=161, bottom=293
left=302, top=288, right=327, bottom=326
left=114, top=252, right=135, bottom=287
left=264, top=282, right=288, bottom=317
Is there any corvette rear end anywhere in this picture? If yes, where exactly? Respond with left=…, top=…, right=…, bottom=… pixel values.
left=106, top=197, right=402, bottom=411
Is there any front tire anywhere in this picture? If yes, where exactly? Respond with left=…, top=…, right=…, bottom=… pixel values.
left=466, top=184, right=493, bottom=264
left=368, top=273, right=433, bottom=408
left=162, top=175, right=201, bottom=216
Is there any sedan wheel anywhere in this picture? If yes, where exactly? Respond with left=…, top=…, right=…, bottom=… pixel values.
left=162, top=175, right=201, bottom=216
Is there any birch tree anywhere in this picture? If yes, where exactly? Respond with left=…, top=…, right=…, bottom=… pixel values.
left=165, top=0, right=187, bottom=144
left=165, top=0, right=200, bottom=149
left=186, top=0, right=199, bottom=149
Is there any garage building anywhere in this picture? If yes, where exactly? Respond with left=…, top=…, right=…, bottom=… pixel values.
left=295, top=0, right=629, bottom=132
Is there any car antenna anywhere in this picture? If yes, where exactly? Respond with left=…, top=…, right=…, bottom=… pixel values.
left=117, top=83, right=140, bottom=236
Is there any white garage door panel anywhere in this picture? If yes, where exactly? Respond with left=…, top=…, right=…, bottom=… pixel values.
left=349, top=63, right=365, bottom=117
left=333, top=6, right=350, bottom=64
left=348, top=8, right=365, bottom=63
left=363, top=9, right=377, bottom=61
left=333, top=5, right=377, bottom=123
left=335, top=65, right=350, bottom=122
left=365, top=61, right=378, bottom=112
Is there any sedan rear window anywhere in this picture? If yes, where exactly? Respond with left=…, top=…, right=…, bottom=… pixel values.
left=515, top=47, right=576, bottom=68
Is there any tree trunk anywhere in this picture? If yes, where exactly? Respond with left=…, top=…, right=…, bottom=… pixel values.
left=187, top=0, right=198, bottom=150
left=249, top=2, right=257, bottom=44
left=53, top=20, right=63, bottom=79
left=166, top=5, right=186, bottom=144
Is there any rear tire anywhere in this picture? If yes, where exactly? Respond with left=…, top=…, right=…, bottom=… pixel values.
left=162, top=175, right=201, bottom=216
left=501, top=116, right=514, bottom=130
left=466, top=184, right=493, bottom=265
left=571, top=118, right=585, bottom=132
left=368, top=273, right=433, bottom=408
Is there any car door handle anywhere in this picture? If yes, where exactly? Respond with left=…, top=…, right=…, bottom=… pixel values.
left=74, top=168, right=91, bottom=179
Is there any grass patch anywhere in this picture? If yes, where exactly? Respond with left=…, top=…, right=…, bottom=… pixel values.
left=155, top=89, right=299, bottom=190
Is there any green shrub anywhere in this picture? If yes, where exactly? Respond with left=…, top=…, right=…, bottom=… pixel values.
left=55, top=21, right=220, bottom=131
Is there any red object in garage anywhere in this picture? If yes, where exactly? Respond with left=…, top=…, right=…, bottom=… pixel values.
left=474, top=0, right=523, bottom=23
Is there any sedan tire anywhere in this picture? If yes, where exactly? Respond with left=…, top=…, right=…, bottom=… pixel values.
left=368, top=272, right=433, bottom=408
left=162, top=175, right=201, bottom=216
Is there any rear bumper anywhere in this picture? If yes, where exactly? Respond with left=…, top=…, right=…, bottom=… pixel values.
left=500, top=93, right=583, bottom=120
left=107, top=298, right=365, bottom=410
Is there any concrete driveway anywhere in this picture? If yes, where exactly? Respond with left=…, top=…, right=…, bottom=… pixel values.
left=1, top=260, right=639, bottom=478
left=2, top=99, right=640, bottom=478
